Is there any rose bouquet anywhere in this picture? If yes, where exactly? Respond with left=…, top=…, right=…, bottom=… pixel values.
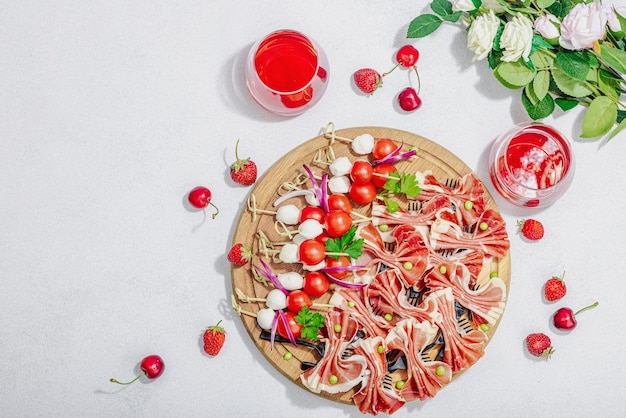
left=408, top=0, right=626, bottom=140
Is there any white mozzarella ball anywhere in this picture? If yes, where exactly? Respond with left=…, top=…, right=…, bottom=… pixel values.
left=256, top=308, right=275, bottom=330
left=278, top=272, right=304, bottom=290
left=275, top=204, right=301, bottom=225
left=329, top=156, right=352, bottom=176
left=305, top=191, right=320, bottom=206
left=352, top=134, right=375, bottom=154
left=328, top=175, right=351, bottom=194
left=279, top=243, right=300, bottom=263
left=302, top=259, right=326, bottom=271
left=299, top=219, right=324, bottom=239
left=266, top=289, right=287, bottom=310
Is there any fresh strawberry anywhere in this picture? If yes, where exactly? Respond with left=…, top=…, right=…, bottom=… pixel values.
left=227, top=243, right=252, bottom=266
left=544, top=272, right=567, bottom=302
left=353, top=68, right=383, bottom=94
left=230, top=140, right=257, bottom=186
left=203, top=320, right=226, bottom=356
left=525, top=333, right=554, bottom=359
left=518, top=218, right=544, bottom=241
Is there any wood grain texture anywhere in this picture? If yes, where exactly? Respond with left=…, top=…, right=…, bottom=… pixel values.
left=230, top=125, right=511, bottom=406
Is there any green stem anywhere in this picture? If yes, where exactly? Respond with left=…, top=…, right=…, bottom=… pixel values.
left=574, top=301, right=599, bottom=317
left=110, top=374, right=142, bottom=385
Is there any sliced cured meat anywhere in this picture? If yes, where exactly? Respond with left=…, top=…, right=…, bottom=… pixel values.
left=385, top=318, right=452, bottom=401
left=300, top=309, right=367, bottom=394
left=370, top=194, right=451, bottom=227
left=351, top=336, right=406, bottom=415
left=330, top=288, right=390, bottom=337
left=424, top=262, right=506, bottom=325
left=367, top=269, right=441, bottom=325
left=423, top=288, right=488, bottom=373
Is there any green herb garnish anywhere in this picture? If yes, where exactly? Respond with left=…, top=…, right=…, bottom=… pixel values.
left=295, top=306, right=325, bottom=340
left=325, top=225, right=364, bottom=260
left=383, top=172, right=422, bottom=198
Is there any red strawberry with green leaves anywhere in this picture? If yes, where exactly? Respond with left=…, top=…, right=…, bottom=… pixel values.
left=518, top=218, right=544, bottom=241
left=227, top=243, right=252, bottom=266
left=203, top=320, right=226, bottom=356
left=525, top=333, right=554, bottom=359
left=353, top=68, right=383, bottom=94
left=230, top=140, right=257, bottom=186
left=544, top=272, right=567, bottom=302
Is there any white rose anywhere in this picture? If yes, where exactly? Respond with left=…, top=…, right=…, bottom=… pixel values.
left=452, top=0, right=476, bottom=12
left=534, top=13, right=561, bottom=43
left=500, top=14, right=534, bottom=62
left=481, top=0, right=506, bottom=13
left=467, top=10, right=501, bottom=62
left=559, top=1, right=607, bottom=50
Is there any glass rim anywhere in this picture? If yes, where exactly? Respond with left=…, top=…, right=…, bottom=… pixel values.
left=497, top=123, right=574, bottom=193
left=247, top=29, right=323, bottom=95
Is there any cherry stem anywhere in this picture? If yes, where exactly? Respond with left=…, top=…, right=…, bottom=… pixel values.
left=235, top=139, right=241, bottom=162
left=574, top=301, right=599, bottom=317
left=382, top=62, right=401, bottom=77
left=208, top=202, right=219, bottom=219
left=412, top=65, right=421, bottom=94
left=110, top=374, right=142, bottom=385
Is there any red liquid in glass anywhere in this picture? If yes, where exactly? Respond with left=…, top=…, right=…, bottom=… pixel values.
left=490, top=124, right=572, bottom=207
left=254, top=32, right=318, bottom=93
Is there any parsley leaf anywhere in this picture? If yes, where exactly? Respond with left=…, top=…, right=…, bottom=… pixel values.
left=295, top=306, right=325, bottom=340
left=384, top=172, right=422, bottom=198
left=325, top=225, right=364, bottom=260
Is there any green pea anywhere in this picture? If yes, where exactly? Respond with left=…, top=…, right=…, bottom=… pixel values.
left=396, top=380, right=405, bottom=389
left=403, top=261, right=413, bottom=270
left=384, top=313, right=393, bottom=321
left=283, top=352, right=293, bottom=361
left=439, top=265, right=447, bottom=274
left=347, top=301, right=355, bottom=308
left=329, top=375, right=338, bottom=384
left=377, top=345, right=385, bottom=354
left=490, top=271, right=498, bottom=278
left=334, top=324, right=342, bottom=333
left=464, top=200, right=473, bottom=210
left=479, top=221, right=488, bottom=231
left=378, top=224, right=389, bottom=232
left=480, top=323, right=490, bottom=331
left=410, top=146, right=419, bottom=152
left=436, top=365, right=446, bottom=376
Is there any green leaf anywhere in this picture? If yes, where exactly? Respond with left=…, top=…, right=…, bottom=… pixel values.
left=533, top=70, right=550, bottom=101
left=431, top=0, right=457, bottom=16
left=607, top=118, right=626, bottom=141
left=494, top=61, right=536, bottom=88
left=325, top=225, right=364, bottom=260
left=531, top=34, right=554, bottom=53
left=295, top=306, right=325, bottom=340
left=581, top=96, right=618, bottom=138
left=383, top=197, right=400, bottom=214
left=530, top=49, right=555, bottom=70
left=555, top=98, right=579, bottom=111
left=599, top=45, right=626, bottom=74
left=551, top=67, right=593, bottom=97
left=440, top=11, right=462, bottom=23
left=521, top=90, right=555, bottom=120
left=556, top=51, right=590, bottom=81
left=598, top=70, right=620, bottom=99
left=537, top=0, right=556, bottom=8
left=407, top=14, right=443, bottom=38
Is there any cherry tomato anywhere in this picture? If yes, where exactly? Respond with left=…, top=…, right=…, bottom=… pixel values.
left=277, top=311, right=302, bottom=339
left=349, top=181, right=377, bottom=205
left=299, top=206, right=325, bottom=224
left=286, top=290, right=313, bottom=313
left=315, top=230, right=330, bottom=245
left=372, top=163, right=398, bottom=189
left=396, top=45, right=420, bottom=67
left=325, top=256, right=350, bottom=279
left=303, top=271, right=330, bottom=297
left=325, top=210, right=353, bottom=238
left=372, top=138, right=397, bottom=160
left=299, top=239, right=326, bottom=265
left=350, top=160, right=374, bottom=184
left=327, top=193, right=352, bottom=214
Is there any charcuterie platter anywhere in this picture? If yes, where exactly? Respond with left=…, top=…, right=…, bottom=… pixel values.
left=230, top=124, right=511, bottom=415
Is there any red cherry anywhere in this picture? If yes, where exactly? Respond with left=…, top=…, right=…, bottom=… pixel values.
left=188, top=186, right=219, bottom=218
left=110, top=354, right=165, bottom=385
left=398, top=87, right=422, bottom=112
left=396, top=45, right=419, bottom=67
left=553, top=301, right=598, bottom=331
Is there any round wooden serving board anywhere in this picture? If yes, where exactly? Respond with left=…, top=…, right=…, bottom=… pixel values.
left=230, top=125, right=511, bottom=406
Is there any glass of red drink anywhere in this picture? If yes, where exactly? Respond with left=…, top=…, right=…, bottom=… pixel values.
left=245, top=29, right=329, bottom=116
left=488, top=122, right=575, bottom=208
